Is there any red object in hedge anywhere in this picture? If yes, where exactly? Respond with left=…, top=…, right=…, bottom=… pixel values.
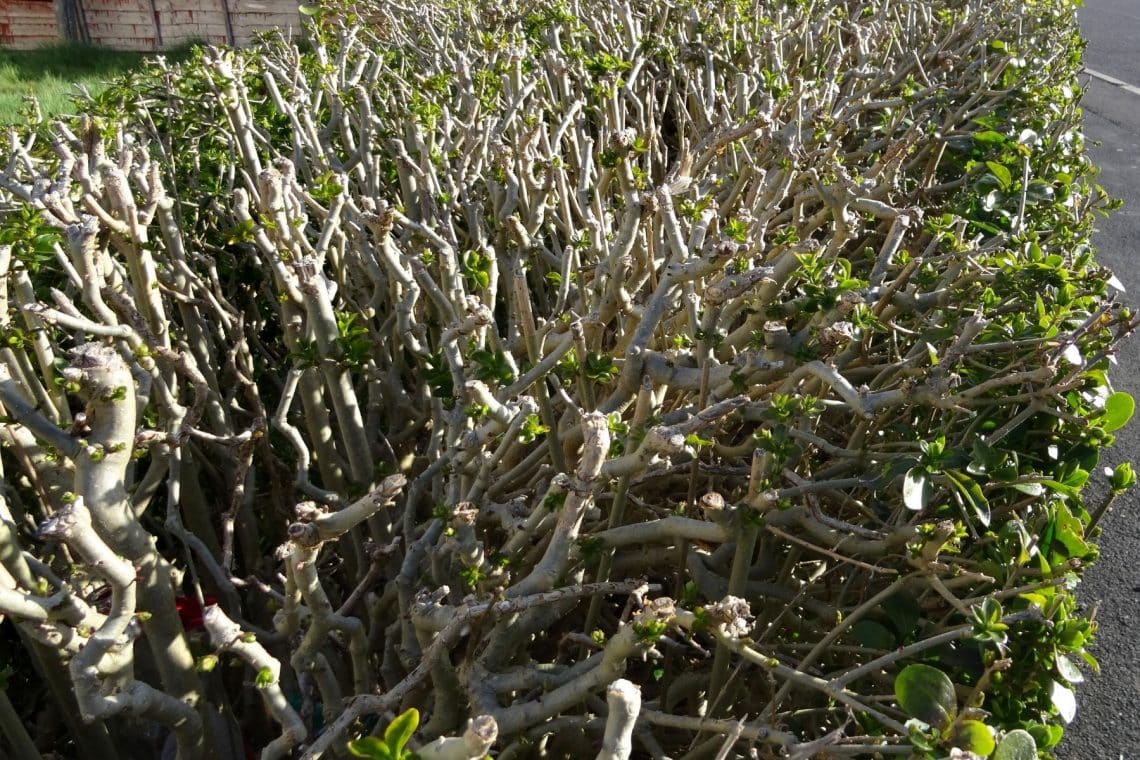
left=174, top=594, right=217, bottom=631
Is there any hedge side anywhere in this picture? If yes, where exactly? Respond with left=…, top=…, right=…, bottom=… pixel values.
left=0, top=0, right=1131, bottom=758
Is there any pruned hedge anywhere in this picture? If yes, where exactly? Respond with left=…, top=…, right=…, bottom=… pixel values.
left=0, top=0, right=1131, bottom=758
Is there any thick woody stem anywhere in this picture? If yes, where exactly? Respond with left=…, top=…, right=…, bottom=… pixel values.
left=0, top=686, right=42, bottom=760
left=202, top=605, right=306, bottom=760
left=595, top=679, right=640, bottom=760
left=287, top=474, right=407, bottom=546
left=0, top=362, right=80, bottom=459
left=507, top=411, right=610, bottom=597
left=287, top=539, right=371, bottom=698
left=38, top=498, right=203, bottom=756
left=303, top=581, right=652, bottom=759
left=282, top=475, right=408, bottom=704
left=417, top=715, right=499, bottom=760
left=64, top=343, right=206, bottom=749
left=491, top=622, right=646, bottom=735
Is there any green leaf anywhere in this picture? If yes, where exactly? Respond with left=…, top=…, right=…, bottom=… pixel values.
left=1110, top=462, right=1136, bottom=492
left=906, top=718, right=938, bottom=752
left=925, top=342, right=939, bottom=366
left=1037, top=479, right=1079, bottom=499
left=1018, top=128, right=1040, bottom=146
left=1008, top=481, right=1044, bottom=496
left=993, top=729, right=1038, bottom=760
left=347, top=737, right=393, bottom=759
left=225, top=219, right=256, bottom=245
left=254, top=667, right=274, bottom=688
left=945, top=469, right=990, bottom=527
left=882, top=593, right=922, bottom=640
left=1051, top=506, right=1091, bottom=559
left=852, top=619, right=896, bottom=650
left=1100, top=392, right=1135, bottom=432
left=384, top=708, right=419, bottom=755
left=1049, top=680, right=1077, bottom=723
left=968, top=439, right=1003, bottom=476
left=903, top=467, right=932, bottom=511
left=1060, top=465, right=1089, bottom=490
left=1055, top=653, right=1084, bottom=684
left=948, top=719, right=996, bottom=756
left=973, top=130, right=1008, bottom=146
left=895, top=663, right=957, bottom=730
left=1025, top=180, right=1055, bottom=204
left=986, top=161, right=1012, bottom=190
left=1079, top=648, right=1101, bottom=674
left=1034, top=293, right=1048, bottom=327
left=1028, top=722, right=1064, bottom=750
left=969, top=598, right=1008, bottom=647
left=299, top=4, right=322, bottom=15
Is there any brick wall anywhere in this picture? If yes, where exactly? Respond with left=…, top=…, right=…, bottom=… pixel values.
left=0, top=0, right=301, bottom=50
left=81, top=0, right=159, bottom=49
left=229, top=1, right=301, bottom=46
left=0, top=0, right=59, bottom=50
left=157, top=0, right=227, bottom=47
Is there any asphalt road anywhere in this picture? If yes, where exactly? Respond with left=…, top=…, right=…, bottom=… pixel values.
left=1080, top=0, right=1140, bottom=85
left=1057, top=2, right=1140, bottom=757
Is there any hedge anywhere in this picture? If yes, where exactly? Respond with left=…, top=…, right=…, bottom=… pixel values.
left=0, top=0, right=1131, bottom=758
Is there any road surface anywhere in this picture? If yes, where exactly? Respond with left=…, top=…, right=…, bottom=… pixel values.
left=1059, top=1, right=1140, bottom=757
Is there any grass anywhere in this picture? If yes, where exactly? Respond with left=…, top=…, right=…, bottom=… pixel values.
left=0, top=42, right=194, bottom=124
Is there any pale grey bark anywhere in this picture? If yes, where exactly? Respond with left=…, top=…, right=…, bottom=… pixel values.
left=596, top=679, right=640, bottom=760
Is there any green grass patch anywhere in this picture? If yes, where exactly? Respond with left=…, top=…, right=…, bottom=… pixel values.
left=0, top=42, right=194, bottom=124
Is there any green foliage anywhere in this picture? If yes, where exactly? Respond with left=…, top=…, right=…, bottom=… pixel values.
left=632, top=619, right=668, bottom=645
left=459, top=564, right=485, bottom=588
left=423, top=352, right=455, bottom=401
left=1109, top=461, right=1136, bottom=492
left=518, top=413, right=549, bottom=444
left=254, top=667, right=275, bottom=688
left=0, top=205, right=62, bottom=276
left=970, top=598, right=1010, bottom=649
left=994, top=729, right=1039, bottom=760
left=584, top=51, right=631, bottom=79
left=311, top=171, right=345, bottom=204
left=335, top=312, right=373, bottom=370
left=895, top=664, right=957, bottom=731
left=461, top=250, right=493, bottom=290
left=948, top=720, right=997, bottom=757
left=1099, top=391, right=1134, bottom=432
left=347, top=708, right=420, bottom=759
left=583, top=352, right=618, bottom=384
left=471, top=347, right=515, bottom=385
left=896, top=664, right=1001, bottom=757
